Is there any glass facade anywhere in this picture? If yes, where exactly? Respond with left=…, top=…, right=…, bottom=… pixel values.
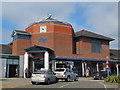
left=7, top=59, right=19, bottom=65
left=13, top=34, right=31, bottom=41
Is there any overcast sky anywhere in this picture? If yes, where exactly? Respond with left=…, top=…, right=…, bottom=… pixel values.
left=1, top=1, right=119, bottom=49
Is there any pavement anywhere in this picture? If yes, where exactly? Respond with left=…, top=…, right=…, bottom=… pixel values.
left=0, top=78, right=31, bottom=89
left=0, top=77, right=119, bottom=89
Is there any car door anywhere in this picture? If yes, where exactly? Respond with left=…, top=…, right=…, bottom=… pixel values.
left=51, top=71, right=56, bottom=82
left=48, top=71, right=54, bottom=82
left=69, top=69, right=74, bottom=80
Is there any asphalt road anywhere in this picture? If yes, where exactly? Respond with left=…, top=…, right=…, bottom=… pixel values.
left=16, top=78, right=118, bottom=89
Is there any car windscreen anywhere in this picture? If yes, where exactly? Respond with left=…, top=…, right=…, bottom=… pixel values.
left=55, top=69, right=65, bottom=72
left=33, top=71, right=47, bottom=74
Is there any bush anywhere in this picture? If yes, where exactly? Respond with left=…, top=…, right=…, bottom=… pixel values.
left=105, top=75, right=120, bottom=83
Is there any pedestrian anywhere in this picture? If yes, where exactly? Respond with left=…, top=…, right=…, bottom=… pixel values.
left=25, top=68, right=28, bottom=78
left=85, top=69, right=89, bottom=78
left=29, top=68, right=32, bottom=77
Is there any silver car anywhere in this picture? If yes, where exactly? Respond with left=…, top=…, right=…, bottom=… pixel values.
left=31, top=69, right=58, bottom=85
left=54, top=68, right=78, bottom=81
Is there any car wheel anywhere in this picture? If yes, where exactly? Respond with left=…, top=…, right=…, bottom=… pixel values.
left=100, top=76, right=104, bottom=80
left=31, top=81, right=36, bottom=85
left=55, top=78, right=58, bottom=83
left=46, top=79, right=50, bottom=85
left=65, top=76, right=70, bottom=82
left=74, top=77, right=78, bottom=81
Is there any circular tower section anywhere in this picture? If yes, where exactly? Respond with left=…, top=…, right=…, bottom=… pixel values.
left=26, top=16, right=74, bottom=57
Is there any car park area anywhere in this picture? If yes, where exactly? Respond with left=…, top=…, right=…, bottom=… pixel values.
left=2, top=77, right=118, bottom=89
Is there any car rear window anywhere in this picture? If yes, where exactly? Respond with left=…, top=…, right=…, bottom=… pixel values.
left=55, top=69, right=65, bottom=72
left=33, top=71, right=46, bottom=74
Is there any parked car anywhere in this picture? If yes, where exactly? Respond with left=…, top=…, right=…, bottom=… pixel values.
left=54, top=68, right=78, bottom=81
left=31, top=69, right=58, bottom=85
left=73, top=71, right=79, bottom=81
left=92, top=71, right=109, bottom=80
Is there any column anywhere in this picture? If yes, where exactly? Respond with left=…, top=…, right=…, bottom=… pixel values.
left=24, top=52, right=28, bottom=78
left=116, top=64, right=119, bottom=76
left=85, top=62, right=87, bottom=70
left=52, top=60, right=55, bottom=71
left=96, top=63, right=99, bottom=72
left=44, top=51, right=49, bottom=70
left=55, top=61, right=56, bottom=70
left=82, top=62, right=85, bottom=77
left=32, top=61, right=34, bottom=72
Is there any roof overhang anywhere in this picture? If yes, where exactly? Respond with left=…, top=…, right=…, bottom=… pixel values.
left=24, top=45, right=54, bottom=54
left=74, top=35, right=114, bottom=41
left=12, top=30, right=31, bottom=37
left=51, top=56, right=120, bottom=63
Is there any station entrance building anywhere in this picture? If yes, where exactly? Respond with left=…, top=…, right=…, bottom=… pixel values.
left=11, top=15, right=120, bottom=77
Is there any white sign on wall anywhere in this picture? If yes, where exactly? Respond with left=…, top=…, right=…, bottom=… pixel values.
left=40, top=26, right=47, bottom=33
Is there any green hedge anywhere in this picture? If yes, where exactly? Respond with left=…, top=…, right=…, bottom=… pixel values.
left=105, top=75, right=120, bottom=83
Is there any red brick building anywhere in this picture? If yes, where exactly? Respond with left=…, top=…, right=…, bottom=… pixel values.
left=11, top=15, right=119, bottom=77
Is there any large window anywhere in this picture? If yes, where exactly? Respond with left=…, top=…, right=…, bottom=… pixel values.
left=91, top=39, right=102, bottom=53
left=13, top=34, right=31, bottom=41
left=7, top=59, right=19, bottom=65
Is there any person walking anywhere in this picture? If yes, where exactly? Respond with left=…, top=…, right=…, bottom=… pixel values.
left=25, top=68, right=28, bottom=78
left=85, top=69, right=89, bottom=78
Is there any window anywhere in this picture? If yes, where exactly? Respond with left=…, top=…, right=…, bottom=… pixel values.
left=91, top=39, right=102, bottom=53
left=13, top=59, right=19, bottom=64
left=7, top=59, right=19, bottom=65
left=13, top=34, right=31, bottom=40
left=7, top=59, right=13, bottom=64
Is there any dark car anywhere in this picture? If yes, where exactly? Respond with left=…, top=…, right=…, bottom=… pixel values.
left=92, top=71, right=109, bottom=80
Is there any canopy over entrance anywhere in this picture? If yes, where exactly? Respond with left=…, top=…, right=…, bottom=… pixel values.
left=24, top=45, right=55, bottom=58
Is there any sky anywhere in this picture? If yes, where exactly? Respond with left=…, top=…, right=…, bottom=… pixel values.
left=1, top=1, right=119, bottom=49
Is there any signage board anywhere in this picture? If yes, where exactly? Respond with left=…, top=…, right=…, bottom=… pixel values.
left=66, top=61, right=74, bottom=66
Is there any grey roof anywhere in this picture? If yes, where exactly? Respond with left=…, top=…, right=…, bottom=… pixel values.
left=12, top=30, right=31, bottom=37
left=28, top=16, right=71, bottom=27
left=24, top=45, right=54, bottom=54
left=75, top=30, right=114, bottom=41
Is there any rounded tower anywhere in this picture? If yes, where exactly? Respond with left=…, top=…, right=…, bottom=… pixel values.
left=26, top=15, right=74, bottom=56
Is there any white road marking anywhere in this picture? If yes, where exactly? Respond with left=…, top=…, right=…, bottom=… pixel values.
left=58, top=84, right=69, bottom=88
left=99, top=82, right=107, bottom=90
left=58, top=81, right=79, bottom=88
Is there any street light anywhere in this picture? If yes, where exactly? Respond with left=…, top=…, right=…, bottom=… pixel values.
left=106, top=56, right=109, bottom=76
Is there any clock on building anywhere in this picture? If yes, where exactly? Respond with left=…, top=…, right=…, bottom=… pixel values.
left=40, top=26, right=46, bottom=33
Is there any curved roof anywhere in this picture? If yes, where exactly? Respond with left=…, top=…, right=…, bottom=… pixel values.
left=28, top=15, right=71, bottom=27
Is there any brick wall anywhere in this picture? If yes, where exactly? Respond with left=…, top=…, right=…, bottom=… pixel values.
left=12, top=39, right=31, bottom=55
left=26, top=22, right=74, bottom=57
left=12, top=22, right=110, bottom=60
left=73, top=37, right=110, bottom=59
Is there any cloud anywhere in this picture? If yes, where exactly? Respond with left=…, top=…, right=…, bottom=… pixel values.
left=77, top=2, right=118, bottom=49
left=2, top=2, right=76, bottom=29
left=2, top=2, right=76, bottom=43
left=1, top=2, right=118, bottom=49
